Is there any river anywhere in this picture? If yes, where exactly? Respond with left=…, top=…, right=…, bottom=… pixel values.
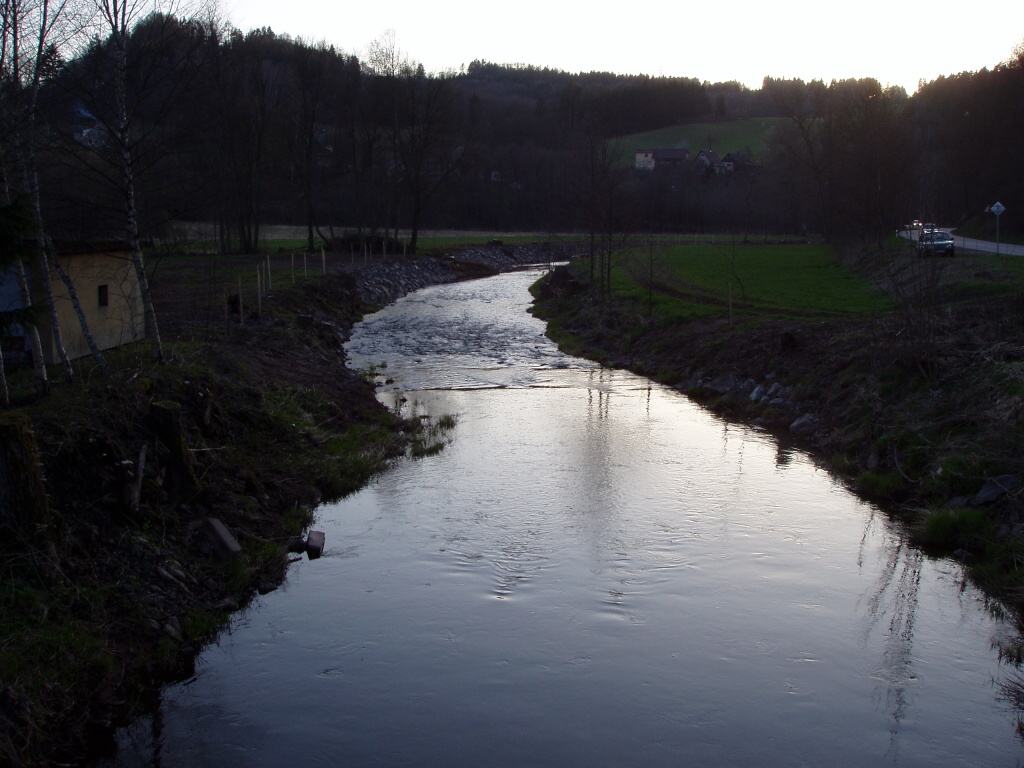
left=105, top=268, right=1024, bottom=767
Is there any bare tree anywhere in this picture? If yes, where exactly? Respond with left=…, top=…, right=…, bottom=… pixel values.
left=829, top=80, right=914, bottom=248
left=92, top=0, right=159, bottom=358
left=286, top=38, right=347, bottom=253
left=66, top=0, right=207, bottom=360
left=368, top=31, right=470, bottom=254
left=576, top=128, right=632, bottom=299
left=0, top=0, right=88, bottom=387
left=764, top=77, right=836, bottom=242
left=203, top=27, right=286, bottom=254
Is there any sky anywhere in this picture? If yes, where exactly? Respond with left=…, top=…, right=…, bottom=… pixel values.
left=225, top=0, right=1024, bottom=95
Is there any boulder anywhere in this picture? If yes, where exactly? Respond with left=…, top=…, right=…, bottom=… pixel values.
left=972, top=475, right=1021, bottom=506
left=204, top=517, right=241, bottom=559
left=305, top=530, right=326, bottom=559
left=790, top=414, right=816, bottom=435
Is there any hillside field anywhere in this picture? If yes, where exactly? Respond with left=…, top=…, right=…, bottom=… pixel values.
left=616, top=117, right=786, bottom=161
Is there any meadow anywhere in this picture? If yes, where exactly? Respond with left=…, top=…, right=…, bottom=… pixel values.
left=616, top=117, right=787, bottom=161
left=613, top=242, right=895, bottom=324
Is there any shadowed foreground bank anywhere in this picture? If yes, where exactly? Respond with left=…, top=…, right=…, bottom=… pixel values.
left=0, top=244, right=565, bottom=766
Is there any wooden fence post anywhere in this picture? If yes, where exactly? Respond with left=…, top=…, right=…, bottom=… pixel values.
left=149, top=401, right=199, bottom=506
left=0, top=412, right=51, bottom=535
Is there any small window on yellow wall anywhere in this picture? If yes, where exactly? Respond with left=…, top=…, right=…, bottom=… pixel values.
left=98, top=284, right=109, bottom=307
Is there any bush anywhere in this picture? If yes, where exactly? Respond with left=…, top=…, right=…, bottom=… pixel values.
left=916, top=507, right=992, bottom=550
left=855, top=470, right=906, bottom=500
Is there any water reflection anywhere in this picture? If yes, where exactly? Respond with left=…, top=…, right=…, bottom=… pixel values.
left=100, top=271, right=1024, bottom=767
left=862, top=532, right=924, bottom=762
left=775, top=441, right=795, bottom=467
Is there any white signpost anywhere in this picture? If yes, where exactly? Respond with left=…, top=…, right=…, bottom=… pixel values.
left=992, top=201, right=1006, bottom=256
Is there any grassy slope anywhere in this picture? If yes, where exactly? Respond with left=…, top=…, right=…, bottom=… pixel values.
left=615, top=243, right=893, bottom=320
left=615, top=118, right=786, bottom=161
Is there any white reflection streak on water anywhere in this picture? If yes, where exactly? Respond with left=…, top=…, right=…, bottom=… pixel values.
left=102, top=269, right=1024, bottom=768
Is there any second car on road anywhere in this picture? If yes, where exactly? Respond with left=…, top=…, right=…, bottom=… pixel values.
left=917, top=230, right=956, bottom=256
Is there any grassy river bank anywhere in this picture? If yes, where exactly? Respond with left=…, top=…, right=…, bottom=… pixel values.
left=4, top=236, right=1024, bottom=763
left=530, top=239, right=1024, bottom=627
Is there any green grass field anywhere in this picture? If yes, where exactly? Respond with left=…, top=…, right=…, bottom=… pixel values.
left=152, top=232, right=588, bottom=259
left=615, top=118, right=787, bottom=162
left=612, top=242, right=894, bottom=323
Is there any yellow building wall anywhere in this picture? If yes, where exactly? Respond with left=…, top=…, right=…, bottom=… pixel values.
left=32, top=250, right=144, bottom=363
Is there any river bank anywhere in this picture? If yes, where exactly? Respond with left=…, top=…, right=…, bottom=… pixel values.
left=6, top=238, right=1022, bottom=764
left=0, top=243, right=568, bottom=766
left=105, top=267, right=1024, bottom=767
left=530, top=257, right=1024, bottom=624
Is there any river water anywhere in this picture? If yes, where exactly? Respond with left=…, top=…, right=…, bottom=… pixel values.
left=107, top=269, right=1024, bottom=767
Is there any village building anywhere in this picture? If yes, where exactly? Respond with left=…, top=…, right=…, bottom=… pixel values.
left=635, top=147, right=690, bottom=171
left=0, top=243, right=143, bottom=365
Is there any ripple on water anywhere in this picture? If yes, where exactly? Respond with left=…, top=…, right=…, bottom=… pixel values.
left=102, top=269, right=1024, bottom=768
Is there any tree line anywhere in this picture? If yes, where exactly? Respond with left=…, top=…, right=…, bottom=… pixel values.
left=2, top=0, right=1022, bottom=396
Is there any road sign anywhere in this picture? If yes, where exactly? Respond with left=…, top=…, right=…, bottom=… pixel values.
left=992, top=202, right=1006, bottom=256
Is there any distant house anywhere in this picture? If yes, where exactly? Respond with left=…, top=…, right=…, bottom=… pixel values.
left=721, top=152, right=758, bottom=173
left=635, top=147, right=690, bottom=171
left=1, top=243, right=144, bottom=365
left=695, top=149, right=725, bottom=175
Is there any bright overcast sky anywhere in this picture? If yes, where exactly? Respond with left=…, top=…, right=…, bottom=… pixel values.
left=225, top=0, right=1023, bottom=95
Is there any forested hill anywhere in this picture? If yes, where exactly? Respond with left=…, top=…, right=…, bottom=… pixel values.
left=458, top=61, right=716, bottom=138
left=457, top=60, right=806, bottom=128
left=4, top=15, right=1022, bottom=253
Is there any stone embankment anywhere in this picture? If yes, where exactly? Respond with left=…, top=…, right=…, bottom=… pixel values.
left=679, top=370, right=808, bottom=433
left=352, top=242, right=576, bottom=307
left=677, top=368, right=1021, bottom=514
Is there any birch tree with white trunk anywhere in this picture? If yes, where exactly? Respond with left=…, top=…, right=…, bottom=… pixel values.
left=1, top=0, right=63, bottom=389
left=2, top=0, right=111, bottom=386
left=86, top=0, right=161, bottom=360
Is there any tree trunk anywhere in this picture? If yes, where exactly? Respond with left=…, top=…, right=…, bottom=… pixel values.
left=0, top=340, right=8, bottom=407
left=121, top=443, right=147, bottom=514
left=12, top=257, right=48, bottom=393
left=34, top=238, right=73, bottom=381
left=115, top=33, right=162, bottom=362
left=149, top=400, right=199, bottom=506
left=127, top=203, right=162, bottom=362
left=52, top=253, right=109, bottom=376
left=408, top=205, right=421, bottom=255
left=23, top=148, right=72, bottom=381
left=0, top=411, right=51, bottom=534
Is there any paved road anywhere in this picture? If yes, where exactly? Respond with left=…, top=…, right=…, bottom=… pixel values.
left=899, top=229, right=1024, bottom=256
